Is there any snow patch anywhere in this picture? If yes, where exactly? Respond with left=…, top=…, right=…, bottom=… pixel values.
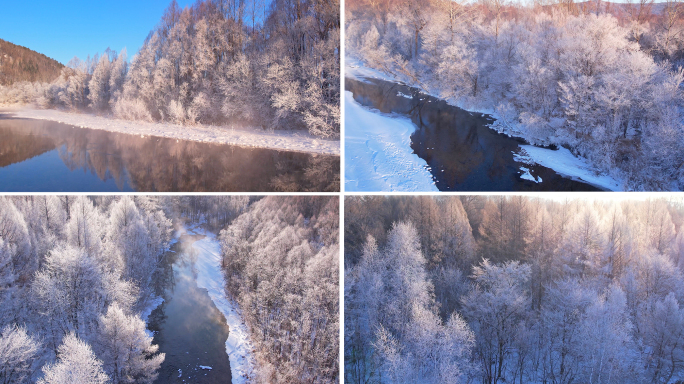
left=140, top=295, right=164, bottom=324
left=199, top=365, right=212, bottom=370
left=345, top=57, right=399, bottom=84
left=4, top=108, right=339, bottom=155
left=191, top=229, right=256, bottom=384
left=396, top=91, right=412, bottom=99
left=345, top=91, right=438, bottom=192
left=519, top=166, right=542, bottom=183
left=513, top=146, right=621, bottom=191
left=140, top=293, right=164, bottom=339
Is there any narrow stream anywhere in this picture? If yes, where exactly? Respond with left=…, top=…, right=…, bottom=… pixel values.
left=148, top=232, right=232, bottom=383
left=346, top=76, right=602, bottom=191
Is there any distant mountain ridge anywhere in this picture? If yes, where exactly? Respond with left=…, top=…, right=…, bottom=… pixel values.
left=0, top=38, right=63, bottom=86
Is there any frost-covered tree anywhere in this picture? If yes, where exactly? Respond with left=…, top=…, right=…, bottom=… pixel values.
left=0, top=198, right=31, bottom=281
left=65, top=196, right=103, bottom=258
left=345, top=0, right=684, bottom=189
left=0, top=239, right=16, bottom=312
left=88, top=54, right=112, bottom=112
left=32, top=245, right=105, bottom=346
left=578, top=285, right=643, bottom=383
left=108, top=48, right=127, bottom=109
left=96, top=303, right=164, bottom=384
left=643, top=292, right=684, bottom=383
left=108, top=197, right=153, bottom=286
left=37, top=333, right=109, bottom=384
left=0, top=324, right=41, bottom=384
left=218, top=196, right=339, bottom=383
left=461, top=260, right=531, bottom=384
left=0, top=196, right=173, bottom=383
left=347, top=220, right=475, bottom=384
left=346, top=195, right=684, bottom=383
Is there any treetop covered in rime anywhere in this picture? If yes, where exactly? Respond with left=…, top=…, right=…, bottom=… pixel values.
left=0, top=0, right=340, bottom=138
left=346, top=0, right=684, bottom=189
left=0, top=196, right=172, bottom=384
left=346, top=195, right=684, bottom=384
left=218, top=196, right=339, bottom=383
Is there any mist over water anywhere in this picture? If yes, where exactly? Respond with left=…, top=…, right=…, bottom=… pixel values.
left=0, top=115, right=339, bottom=192
left=148, top=233, right=233, bottom=384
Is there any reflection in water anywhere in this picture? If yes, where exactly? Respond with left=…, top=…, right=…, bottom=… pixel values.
left=148, top=234, right=232, bottom=384
left=0, top=115, right=339, bottom=192
left=346, top=77, right=600, bottom=191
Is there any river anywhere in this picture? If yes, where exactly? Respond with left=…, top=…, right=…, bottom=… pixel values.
left=346, top=76, right=602, bottom=191
left=147, top=232, right=233, bottom=383
left=0, top=114, right=339, bottom=192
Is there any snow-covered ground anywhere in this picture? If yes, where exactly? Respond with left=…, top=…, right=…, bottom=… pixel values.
left=3, top=107, right=339, bottom=155
left=514, top=145, right=621, bottom=191
left=345, top=90, right=438, bottom=191
left=140, top=295, right=165, bottom=325
left=345, top=57, right=399, bottom=84
left=345, top=57, right=624, bottom=191
left=190, top=227, right=256, bottom=384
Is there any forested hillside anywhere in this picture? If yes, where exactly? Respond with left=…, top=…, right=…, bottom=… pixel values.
left=0, top=0, right=340, bottom=138
left=0, top=196, right=172, bottom=383
left=346, top=0, right=684, bottom=189
left=346, top=195, right=684, bottom=384
left=219, top=196, right=339, bottom=383
left=0, top=39, right=63, bottom=86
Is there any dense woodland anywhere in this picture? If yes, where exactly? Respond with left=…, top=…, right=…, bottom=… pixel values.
left=345, top=195, right=684, bottom=384
left=0, top=0, right=340, bottom=138
left=346, top=0, right=684, bottom=189
left=218, top=196, right=339, bottom=383
left=0, top=39, right=63, bottom=86
left=0, top=196, right=172, bottom=383
left=0, top=195, right=339, bottom=383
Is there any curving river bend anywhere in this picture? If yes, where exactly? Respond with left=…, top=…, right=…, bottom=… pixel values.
left=346, top=76, right=602, bottom=191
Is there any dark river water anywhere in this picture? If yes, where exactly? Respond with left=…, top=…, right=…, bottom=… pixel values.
left=148, top=233, right=232, bottom=384
left=0, top=114, right=339, bottom=192
left=346, top=77, right=602, bottom=191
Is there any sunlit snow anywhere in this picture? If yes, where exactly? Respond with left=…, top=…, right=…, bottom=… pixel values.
left=189, top=226, right=256, bottom=384
left=4, top=108, right=339, bottom=155
left=345, top=91, right=438, bottom=192
left=514, top=146, right=621, bottom=191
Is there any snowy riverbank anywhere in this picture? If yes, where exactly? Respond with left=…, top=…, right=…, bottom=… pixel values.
left=139, top=229, right=185, bottom=333
left=514, top=145, right=620, bottom=191
left=345, top=57, right=623, bottom=191
left=2, top=107, right=339, bottom=155
left=345, top=90, right=438, bottom=191
left=190, top=228, right=256, bottom=384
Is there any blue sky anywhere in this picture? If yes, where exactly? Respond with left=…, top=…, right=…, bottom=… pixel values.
left=0, top=0, right=196, bottom=65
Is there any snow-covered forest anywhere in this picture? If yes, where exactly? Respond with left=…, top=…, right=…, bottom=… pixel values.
left=0, top=196, right=172, bottom=383
left=0, top=195, right=339, bottom=383
left=346, top=0, right=684, bottom=189
left=0, top=0, right=340, bottom=138
left=218, top=196, right=339, bottom=383
left=345, top=195, right=684, bottom=383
